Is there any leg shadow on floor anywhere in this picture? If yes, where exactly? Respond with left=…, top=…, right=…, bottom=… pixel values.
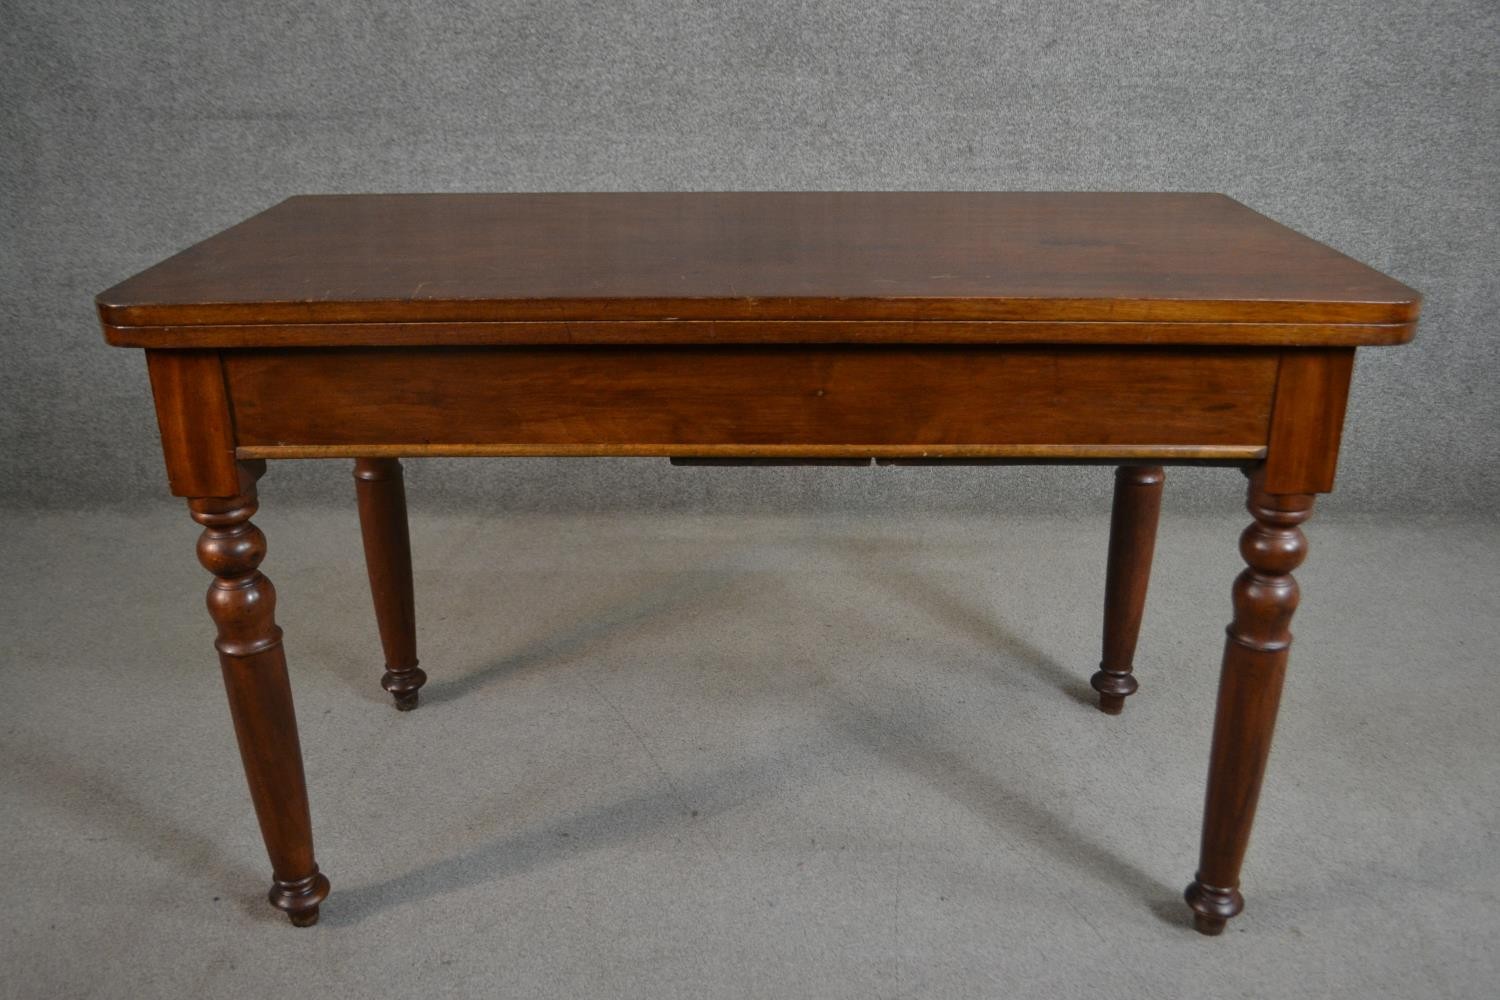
left=827, top=536, right=1096, bottom=707
left=824, top=692, right=1179, bottom=922
left=417, top=568, right=747, bottom=707
left=319, top=756, right=780, bottom=926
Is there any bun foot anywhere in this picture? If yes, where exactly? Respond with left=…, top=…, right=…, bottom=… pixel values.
left=269, top=870, right=331, bottom=928
left=1192, top=912, right=1227, bottom=936
left=288, top=906, right=321, bottom=928
left=383, top=665, right=426, bottom=711
left=1091, top=668, right=1137, bottom=715
left=1184, top=878, right=1242, bottom=936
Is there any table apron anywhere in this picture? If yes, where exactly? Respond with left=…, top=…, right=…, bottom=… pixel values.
left=232, top=343, right=1276, bottom=449
left=143, top=344, right=1356, bottom=496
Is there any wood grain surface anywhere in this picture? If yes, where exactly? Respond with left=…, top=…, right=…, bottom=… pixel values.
left=98, top=193, right=1419, bottom=342
left=222, top=345, right=1280, bottom=455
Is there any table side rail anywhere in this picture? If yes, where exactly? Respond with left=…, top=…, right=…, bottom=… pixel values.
left=208, top=343, right=1281, bottom=466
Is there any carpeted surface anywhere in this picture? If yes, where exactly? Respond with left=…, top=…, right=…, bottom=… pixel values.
left=1, top=507, right=1495, bottom=998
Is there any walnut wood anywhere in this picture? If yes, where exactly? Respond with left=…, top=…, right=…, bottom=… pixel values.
left=223, top=346, right=1278, bottom=453
left=102, top=319, right=1415, bottom=350
left=190, top=461, right=329, bottom=926
left=1264, top=349, right=1356, bottom=494
left=1092, top=466, right=1165, bottom=714
left=99, top=193, right=1420, bottom=936
left=873, top=455, right=1249, bottom=467
left=353, top=458, right=425, bottom=710
left=1185, top=467, right=1313, bottom=935
left=145, top=349, right=239, bottom=497
left=96, top=193, right=1418, bottom=338
left=243, top=443, right=1268, bottom=462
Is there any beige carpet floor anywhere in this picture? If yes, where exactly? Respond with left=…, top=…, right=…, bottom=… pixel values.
left=2, top=508, right=1495, bottom=999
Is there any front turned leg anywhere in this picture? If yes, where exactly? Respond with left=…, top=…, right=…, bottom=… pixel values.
left=353, top=458, right=425, bottom=710
left=1185, top=468, right=1312, bottom=935
left=1092, top=465, right=1165, bottom=714
left=192, top=461, right=330, bottom=926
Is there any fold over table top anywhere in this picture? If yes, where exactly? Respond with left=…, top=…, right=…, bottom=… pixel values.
left=98, top=192, right=1419, bottom=348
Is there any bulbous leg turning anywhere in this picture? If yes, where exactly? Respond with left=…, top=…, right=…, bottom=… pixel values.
left=1185, top=467, right=1312, bottom=936
left=193, top=461, right=329, bottom=927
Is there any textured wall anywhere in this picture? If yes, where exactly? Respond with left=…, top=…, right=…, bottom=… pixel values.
left=4, top=1, right=1496, bottom=515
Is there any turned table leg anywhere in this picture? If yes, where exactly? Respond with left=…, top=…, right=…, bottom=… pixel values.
left=192, top=461, right=329, bottom=926
left=354, top=458, right=425, bottom=710
left=1092, top=465, right=1165, bottom=714
left=1185, top=468, right=1313, bottom=935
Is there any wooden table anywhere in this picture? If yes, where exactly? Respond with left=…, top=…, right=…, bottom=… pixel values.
left=98, top=192, right=1419, bottom=935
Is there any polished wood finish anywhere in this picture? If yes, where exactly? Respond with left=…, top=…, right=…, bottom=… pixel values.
left=1185, top=468, right=1313, bottom=934
left=1093, top=466, right=1166, bottom=714
left=145, top=349, right=239, bottom=497
left=104, top=318, right=1415, bottom=350
left=223, top=346, right=1279, bottom=455
left=1264, top=348, right=1356, bottom=494
left=97, top=193, right=1418, bottom=338
left=191, top=460, right=328, bottom=926
left=98, top=193, right=1418, bottom=935
left=245, top=442, right=1268, bottom=462
left=353, top=459, right=425, bottom=710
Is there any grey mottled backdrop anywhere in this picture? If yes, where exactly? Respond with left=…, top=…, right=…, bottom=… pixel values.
left=3, top=1, right=1497, bottom=515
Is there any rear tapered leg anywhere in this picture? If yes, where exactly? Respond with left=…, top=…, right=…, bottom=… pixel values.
left=192, top=461, right=329, bottom=926
left=1092, top=465, right=1165, bottom=714
left=1185, top=468, right=1313, bottom=935
left=354, top=458, right=426, bottom=710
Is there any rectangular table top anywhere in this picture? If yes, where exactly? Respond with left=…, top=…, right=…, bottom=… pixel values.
left=99, top=192, right=1419, bottom=348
